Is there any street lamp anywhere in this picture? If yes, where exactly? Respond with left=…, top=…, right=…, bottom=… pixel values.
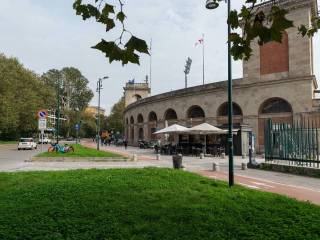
left=96, top=76, right=108, bottom=150
left=206, top=0, right=234, bottom=187
left=184, top=57, right=192, bottom=88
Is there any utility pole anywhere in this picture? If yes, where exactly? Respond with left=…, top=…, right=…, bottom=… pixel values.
left=184, top=57, right=192, bottom=88
left=96, top=76, right=108, bottom=150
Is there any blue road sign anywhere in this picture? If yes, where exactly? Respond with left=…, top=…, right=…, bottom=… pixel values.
left=75, top=124, right=80, bottom=130
left=37, top=109, right=48, bottom=118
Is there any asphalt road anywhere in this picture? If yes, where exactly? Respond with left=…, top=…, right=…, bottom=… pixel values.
left=0, top=143, right=45, bottom=170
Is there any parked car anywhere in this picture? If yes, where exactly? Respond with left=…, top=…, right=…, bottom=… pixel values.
left=18, top=138, right=37, bottom=150
left=38, top=137, right=51, bottom=144
left=138, top=140, right=150, bottom=149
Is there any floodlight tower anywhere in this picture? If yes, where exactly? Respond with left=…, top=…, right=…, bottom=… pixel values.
left=184, top=57, right=192, bottom=88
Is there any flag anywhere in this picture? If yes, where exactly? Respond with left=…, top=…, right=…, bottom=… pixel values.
left=195, top=38, right=204, bottom=47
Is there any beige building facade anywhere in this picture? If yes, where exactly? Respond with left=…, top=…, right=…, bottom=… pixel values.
left=123, top=0, right=319, bottom=153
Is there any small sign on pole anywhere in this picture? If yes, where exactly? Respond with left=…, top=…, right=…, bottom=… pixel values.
left=38, top=118, right=47, bottom=131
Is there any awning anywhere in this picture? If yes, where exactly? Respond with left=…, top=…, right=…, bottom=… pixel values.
left=153, top=124, right=189, bottom=134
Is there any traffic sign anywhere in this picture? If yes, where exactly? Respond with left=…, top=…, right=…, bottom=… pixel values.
left=37, top=109, right=48, bottom=118
left=75, top=124, right=80, bottom=130
left=38, top=118, right=47, bottom=130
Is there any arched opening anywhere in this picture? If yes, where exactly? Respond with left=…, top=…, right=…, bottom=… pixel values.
left=258, top=98, right=293, bottom=151
left=138, top=128, right=144, bottom=140
left=126, top=118, right=128, bottom=125
left=131, top=127, right=134, bottom=141
left=260, top=32, right=289, bottom=75
left=259, top=98, right=292, bottom=114
left=217, top=102, right=243, bottom=117
left=148, top=111, right=158, bottom=122
left=134, top=94, right=142, bottom=101
left=137, top=114, right=144, bottom=124
left=217, top=102, right=243, bottom=127
left=130, top=116, right=134, bottom=124
left=148, top=111, right=158, bottom=140
left=164, top=108, right=178, bottom=120
left=187, top=105, right=205, bottom=119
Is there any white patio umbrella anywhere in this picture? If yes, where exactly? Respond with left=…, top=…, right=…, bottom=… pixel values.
left=188, top=123, right=226, bottom=154
left=153, top=124, right=189, bottom=134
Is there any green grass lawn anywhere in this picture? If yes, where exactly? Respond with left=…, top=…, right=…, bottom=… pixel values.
left=0, top=140, right=17, bottom=144
left=37, top=144, right=123, bottom=158
left=0, top=169, right=319, bottom=240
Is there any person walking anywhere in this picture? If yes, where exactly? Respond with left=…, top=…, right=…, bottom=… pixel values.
left=124, top=139, right=128, bottom=150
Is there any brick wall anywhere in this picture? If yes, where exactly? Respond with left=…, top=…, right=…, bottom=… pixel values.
left=260, top=33, right=289, bottom=75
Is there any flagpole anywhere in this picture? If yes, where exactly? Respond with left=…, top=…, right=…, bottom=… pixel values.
left=202, top=33, right=205, bottom=85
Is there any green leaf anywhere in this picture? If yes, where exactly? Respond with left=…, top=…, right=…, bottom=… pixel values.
left=106, top=18, right=115, bottom=31
left=117, top=12, right=126, bottom=23
left=102, top=3, right=114, bottom=16
left=125, top=36, right=149, bottom=54
left=228, top=10, right=239, bottom=29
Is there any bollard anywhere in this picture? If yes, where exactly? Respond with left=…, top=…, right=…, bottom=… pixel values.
left=132, top=154, right=138, bottom=162
left=221, top=153, right=225, bottom=159
left=156, top=154, right=161, bottom=160
left=242, top=154, right=246, bottom=159
left=200, top=153, right=204, bottom=159
left=241, top=162, right=247, bottom=170
left=212, top=162, right=220, bottom=171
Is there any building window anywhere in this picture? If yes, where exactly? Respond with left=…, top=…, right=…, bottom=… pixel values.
left=130, top=116, right=134, bottom=124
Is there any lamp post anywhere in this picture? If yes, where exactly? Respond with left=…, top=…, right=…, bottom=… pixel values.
left=96, top=76, right=108, bottom=150
left=206, top=0, right=234, bottom=187
left=55, top=75, right=63, bottom=144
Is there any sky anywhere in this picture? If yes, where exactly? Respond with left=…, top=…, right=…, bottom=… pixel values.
left=0, top=0, right=319, bottom=114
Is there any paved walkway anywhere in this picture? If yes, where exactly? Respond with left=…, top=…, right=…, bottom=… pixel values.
left=85, top=142, right=320, bottom=205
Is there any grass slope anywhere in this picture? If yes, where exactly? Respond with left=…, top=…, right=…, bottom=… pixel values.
left=0, top=169, right=319, bottom=240
left=37, top=144, right=123, bottom=158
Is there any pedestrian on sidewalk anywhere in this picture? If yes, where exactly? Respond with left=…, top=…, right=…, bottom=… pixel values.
left=124, top=139, right=128, bottom=150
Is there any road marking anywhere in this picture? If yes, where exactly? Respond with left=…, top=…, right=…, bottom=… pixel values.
left=251, top=181, right=275, bottom=188
left=239, top=183, right=261, bottom=190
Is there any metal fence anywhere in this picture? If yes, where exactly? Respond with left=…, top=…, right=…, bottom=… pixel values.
left=264, top=119, right=320, bottom=168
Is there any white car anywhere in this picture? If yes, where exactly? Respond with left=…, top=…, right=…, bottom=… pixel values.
left=38, top=137, right=51, bottom=144
left=18, top=138, right=37, bottom=150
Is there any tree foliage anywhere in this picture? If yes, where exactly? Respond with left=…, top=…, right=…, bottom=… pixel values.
left=73, top=0, right=319, bottom=63
left=0, top=54, right=55, bottom=140
left=73, top=0, right=149, bottom=65
left=106, top=97, right=125, bottom=134
left=41, top=67, right=94, bottom=111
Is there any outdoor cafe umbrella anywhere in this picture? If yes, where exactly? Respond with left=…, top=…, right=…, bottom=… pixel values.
left=153, top=124, right=189, bottom=134
left=188, top=123, right=226, bottom=154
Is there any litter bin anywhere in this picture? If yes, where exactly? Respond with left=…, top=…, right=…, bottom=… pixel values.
left=172, top=154, right=183, bottom=169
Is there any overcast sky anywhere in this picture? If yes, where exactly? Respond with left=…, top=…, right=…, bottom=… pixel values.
left=1, top=0, right=319, bottom=114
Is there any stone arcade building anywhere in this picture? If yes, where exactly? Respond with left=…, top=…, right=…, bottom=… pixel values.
left=123, top=0, right=319, bottom=153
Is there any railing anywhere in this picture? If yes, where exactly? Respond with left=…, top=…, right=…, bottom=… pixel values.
left=264, top=119, right=320, bottom=168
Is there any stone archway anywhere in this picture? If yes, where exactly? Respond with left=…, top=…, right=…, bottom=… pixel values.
left=258, top=97, right=293, bottom=151
left=186, top=105, right=205, bottom=127
left=148, top=111, right=158, bottom=140
left=217, top=102, right=243, bottom=126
